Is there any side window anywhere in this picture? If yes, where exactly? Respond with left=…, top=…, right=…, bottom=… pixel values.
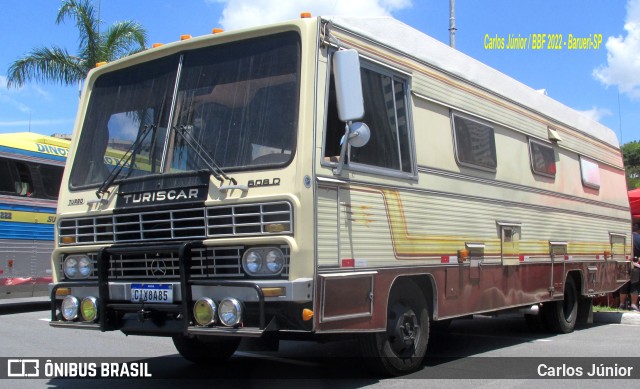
left=40, top=164, right=64, bottom=199
left=580, top=156, right=600, bottom=189
left=529, top=139, right=556, bottom=178
left=452, top=113, right=497, bottom=171
left=324, top=58, right=413, bottom=175
left=0, top=159, right=18, bottom=194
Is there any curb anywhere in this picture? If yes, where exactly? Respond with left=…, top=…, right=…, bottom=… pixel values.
left=0, top=296, right=49, bottom=314
left=593, top=311, right=640, bottom=325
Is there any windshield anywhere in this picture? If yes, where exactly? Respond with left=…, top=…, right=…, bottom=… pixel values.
left=70, top=32, right=301, bottom=189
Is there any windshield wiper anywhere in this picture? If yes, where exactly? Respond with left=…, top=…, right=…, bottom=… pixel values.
left=174, top=125, right=237, bottom=185
left=95, top=124, right=156, bottom=198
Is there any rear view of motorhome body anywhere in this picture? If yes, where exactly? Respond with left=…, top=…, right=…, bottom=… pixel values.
left=49, top=15, right=630, bottom=375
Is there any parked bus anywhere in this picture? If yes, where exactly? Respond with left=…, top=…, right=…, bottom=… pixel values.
left=49, top=15, right=631, bottom=375
left=0, top=132, right=68, bottom=297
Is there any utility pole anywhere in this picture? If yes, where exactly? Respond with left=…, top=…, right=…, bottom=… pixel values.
left=449, top=0, right=456, bottom=48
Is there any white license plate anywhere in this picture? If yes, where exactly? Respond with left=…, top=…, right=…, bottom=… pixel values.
left=130, top=283, right=173, bottom=303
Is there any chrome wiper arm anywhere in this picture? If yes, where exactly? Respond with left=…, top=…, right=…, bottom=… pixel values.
left=95, top=124, right=156, bottom=198
left=174, top=125, right=237, bottom=185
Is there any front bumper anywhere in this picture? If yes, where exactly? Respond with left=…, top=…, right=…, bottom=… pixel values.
left=50, top=242, right=313, bottom=337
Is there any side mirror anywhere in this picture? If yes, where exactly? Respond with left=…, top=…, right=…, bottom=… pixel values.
left=341, top=122, right=370, bottom=148
left=333, top=49, right=364, bottom=122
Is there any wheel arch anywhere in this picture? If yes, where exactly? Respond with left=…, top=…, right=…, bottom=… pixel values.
left=387, top=273, right=438, bottom=320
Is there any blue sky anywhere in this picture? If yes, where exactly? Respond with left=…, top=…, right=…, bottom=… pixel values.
left=1, top=0, right=638, bottom=145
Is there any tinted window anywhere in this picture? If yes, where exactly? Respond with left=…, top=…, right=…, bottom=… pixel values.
left=529, top=139, right=556, bottom=177
left=452, top=113, right=497, bottom=171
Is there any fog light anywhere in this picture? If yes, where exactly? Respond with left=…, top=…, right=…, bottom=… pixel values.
left=218, top=298, right=242, bottom=327
left=193, top=298, right=217, bottom=326
left=61, top=295, right=79, bottom=321
left=80, top=296, right=98, bottom=322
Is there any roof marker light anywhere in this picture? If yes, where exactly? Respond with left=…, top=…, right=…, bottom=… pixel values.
left=95, top=62, right=107, bottom=67
left=300, top=12, right=312, bottom=18
left=152, top=43, right=164, bottom=48
left=180, top=34, right=192, bottom=40
left=212, top=28, right=224, bottom=34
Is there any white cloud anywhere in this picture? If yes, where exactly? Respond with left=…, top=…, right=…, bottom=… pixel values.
left=593, top=0, right=640, bottom=99
left=577, top=106, right=613, bottom=123
left=210, top=0, right=412, bottom=31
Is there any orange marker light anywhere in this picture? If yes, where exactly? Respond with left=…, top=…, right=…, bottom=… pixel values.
left=300, top=12, right=312, bottom=18
left=152, top=43, right=164, bottom=48
left=212, top=28, right=224, bottom=34
left=180, top=34, right=192, bottom=40
left=302, top=308, right=314, bottom=321
left=95, top=61, right=107, bottom=67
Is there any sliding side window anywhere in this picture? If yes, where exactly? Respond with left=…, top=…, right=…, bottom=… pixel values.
left=324, top=59, right=414, bottom=176
left=451, top=113, right=497, bottom=171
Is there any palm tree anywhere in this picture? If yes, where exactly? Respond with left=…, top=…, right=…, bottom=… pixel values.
left=6, top=0, right=147, bottom=88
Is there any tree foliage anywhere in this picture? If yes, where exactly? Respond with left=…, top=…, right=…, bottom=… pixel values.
left=6, top=0, right=147, bottom=88
left=622, top=141, right=640, bottom=189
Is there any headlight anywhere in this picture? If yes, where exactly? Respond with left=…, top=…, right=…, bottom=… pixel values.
left=61, top=295, right=79, bottom=321
left=243, top=251, right=263, bottom=274
left=63, top=255, right=93, bottom=279
left=266, top=250, right=284, bottom=273
left=218, top=298, right=242, bottom=327
left=242, top=247, right=285, bottom=276
left=63, top=257, right=78, bottom=278
left=78, top=256, right=93, bottom=277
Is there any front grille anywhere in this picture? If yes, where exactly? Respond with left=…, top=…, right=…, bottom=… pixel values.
left=61, top=246, right=290, bottom=280
left=59, top=202, right=292, bottom=245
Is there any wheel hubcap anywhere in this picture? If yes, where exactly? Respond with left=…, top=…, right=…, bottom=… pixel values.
left=387, top=302, right=419, bottom=356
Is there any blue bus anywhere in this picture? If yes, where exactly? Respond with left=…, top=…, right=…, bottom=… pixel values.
left=0, top=132, right=68, bottom=298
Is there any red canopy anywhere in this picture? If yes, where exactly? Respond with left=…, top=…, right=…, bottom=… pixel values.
left=629, top=189, right=640, bottom=221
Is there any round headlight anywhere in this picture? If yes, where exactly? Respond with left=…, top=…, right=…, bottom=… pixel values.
left=80, top=296, right=98, bottom=322
left=193, top=298, right=217, bottom=326
left=61, top=295, right=79, bottom=321
left=265, top=249, right=284, bottom=273
left=78, top=257, right=93, bottom=278
left=218, top=298, right=243, bottom=327
left=63, top=257, right=79, bottom=279
left=243, top=251, right=263, bottom=274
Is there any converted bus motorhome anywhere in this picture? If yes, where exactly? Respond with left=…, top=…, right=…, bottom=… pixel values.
left=49, top=15, right=631, bottom=375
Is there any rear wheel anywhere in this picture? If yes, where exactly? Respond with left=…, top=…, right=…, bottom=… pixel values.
left=172, top=335, right=240, bottom=364
left=360, top=279, right=429, bottom=376
left=542, top=277, right=578, bottom=333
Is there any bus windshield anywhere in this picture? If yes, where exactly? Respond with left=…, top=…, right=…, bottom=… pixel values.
left=70, top=32, right=300, bottom=189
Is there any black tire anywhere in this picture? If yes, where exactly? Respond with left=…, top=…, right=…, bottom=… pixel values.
left=172, top=335, right=240, bottom=364
left=542, top=277, right=578, bottom=334
left=359, top=279, right=429, bottom=376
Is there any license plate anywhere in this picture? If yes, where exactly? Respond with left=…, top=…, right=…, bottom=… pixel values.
left=130, top=283, right=173, bottom=303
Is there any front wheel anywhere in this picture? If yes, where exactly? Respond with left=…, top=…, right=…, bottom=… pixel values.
left=172, top=335, right=240, bottom=364
left=542, top=277, right=578, bottom=334
left=360, top=279, right=429, bottom=376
